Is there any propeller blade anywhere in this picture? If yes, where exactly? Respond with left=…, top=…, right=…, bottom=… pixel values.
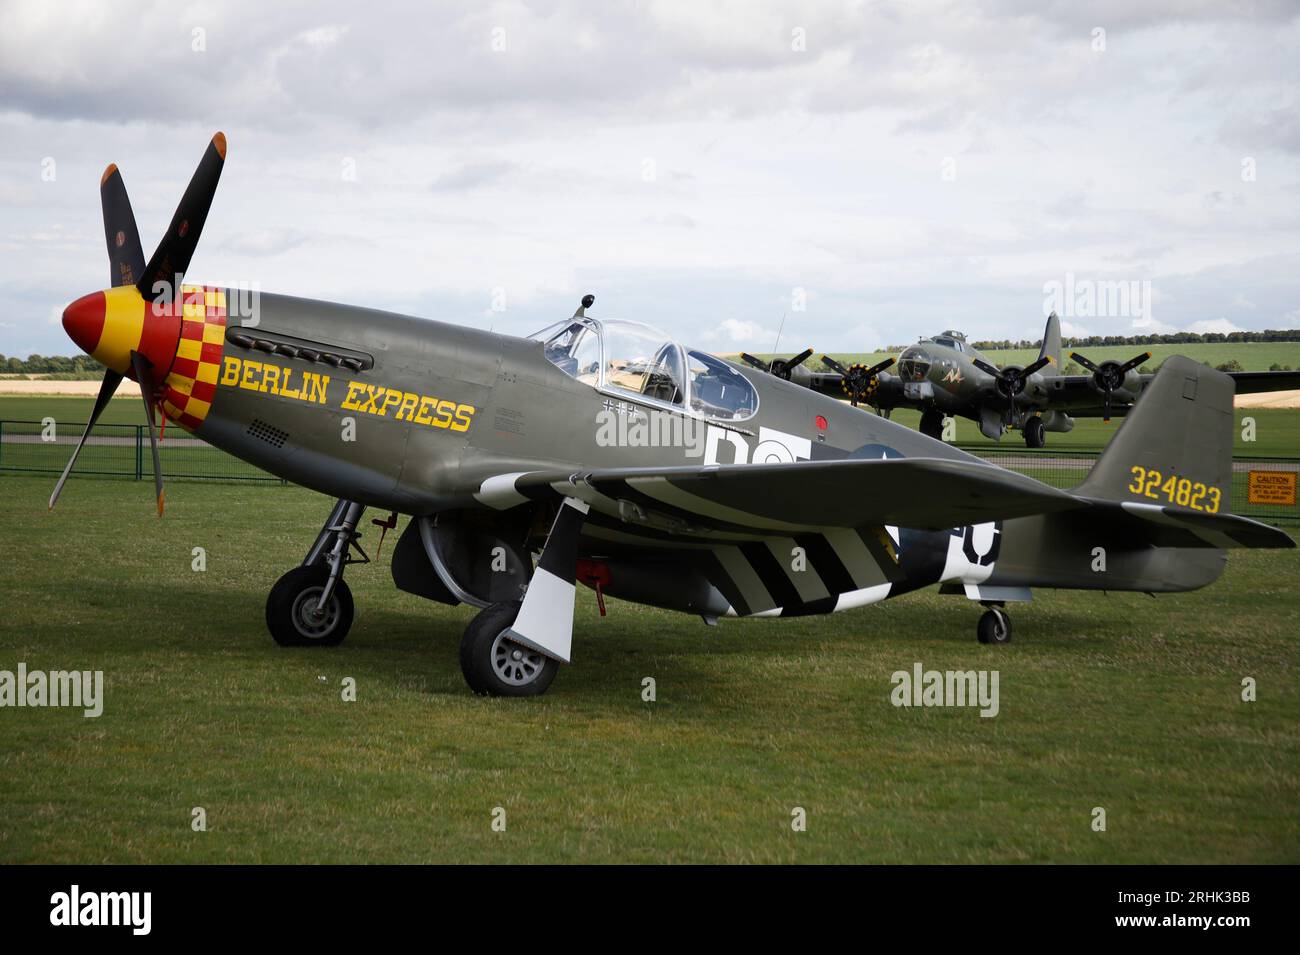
left=99, top=164, right=146, bottom=288
left=820, top=355, right=850, bottom=376
left=48, top=369, right=123, bottom=510
left=739, top=352, right=770, bottom=372
left=787, top=348, right=814, bottom=369
left=1119, top=351, right=1152, bottom=374
left=973, top=358, right=1002, bottom=378
left=866, top=356, right=896, bottom=376
left=138, top=131, right=227, bottom=303
left=1022, top=355, right=1052, bottom=377
left=130, top=350, right=165, bottom=517
left=1069, top=351, right=1101, bottom=374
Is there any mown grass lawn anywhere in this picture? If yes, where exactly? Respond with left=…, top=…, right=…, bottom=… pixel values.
left=0, top=473, right=1297, bottom=863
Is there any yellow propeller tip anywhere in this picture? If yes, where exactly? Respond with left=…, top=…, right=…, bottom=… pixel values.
left=212, top=132, right=227, bottom=159
left=100, top=163, right=118, bottom=187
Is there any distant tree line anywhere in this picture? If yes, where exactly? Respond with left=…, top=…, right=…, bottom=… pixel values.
left=959, top=329, right=1300, bottom=351
left=1, top=354, right=106, bottom=374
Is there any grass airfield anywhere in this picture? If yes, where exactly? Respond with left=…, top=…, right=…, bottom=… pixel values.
left=1, top=470, right=1297, bottom=864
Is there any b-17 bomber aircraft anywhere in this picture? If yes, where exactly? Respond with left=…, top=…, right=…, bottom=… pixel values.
left=749, top=314, right=1300, bottom=448
left=50, top=134, right=1295, bottom=696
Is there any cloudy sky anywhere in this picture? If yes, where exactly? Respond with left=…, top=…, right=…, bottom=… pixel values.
left=2, top=0, right=1298, bottom=359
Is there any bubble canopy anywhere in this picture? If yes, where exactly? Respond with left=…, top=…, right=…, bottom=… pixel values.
left=529, top=317, right=758, bottom=421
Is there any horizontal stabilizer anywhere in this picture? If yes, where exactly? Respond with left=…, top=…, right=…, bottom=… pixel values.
left=1098, top=499, right=1294, bottom=549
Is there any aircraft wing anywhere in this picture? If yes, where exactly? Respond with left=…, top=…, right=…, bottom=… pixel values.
left=1229, top=370, right=1300, bottom=393
left=494, top=456, right=1081, bottom=534
left=1043, top=369, right=1300, bottom=417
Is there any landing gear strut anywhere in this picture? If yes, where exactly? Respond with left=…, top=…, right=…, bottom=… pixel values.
left=976, top=604, right=1012, bottom=645
left=919, top=409, right=945, bottom=441
left=267, top=499, right=367, bottom=647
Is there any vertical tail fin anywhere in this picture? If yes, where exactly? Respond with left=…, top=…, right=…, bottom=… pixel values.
left=1037, top=311, right=1062, bottom=376
left=1076, top=355, right=1232, bottom=503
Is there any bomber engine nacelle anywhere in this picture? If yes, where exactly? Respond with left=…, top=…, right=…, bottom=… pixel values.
left=1070, top=350, right=1150, bottom=421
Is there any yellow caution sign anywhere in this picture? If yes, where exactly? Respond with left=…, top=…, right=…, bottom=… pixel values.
left=1246, top=470, right=1297, bottom=507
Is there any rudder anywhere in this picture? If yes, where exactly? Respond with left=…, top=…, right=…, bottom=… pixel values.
left=1076, top=355, right=1232, bottom=505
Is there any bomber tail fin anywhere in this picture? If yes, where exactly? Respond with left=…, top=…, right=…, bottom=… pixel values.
left=1037, top=311, right=1062, bottom=376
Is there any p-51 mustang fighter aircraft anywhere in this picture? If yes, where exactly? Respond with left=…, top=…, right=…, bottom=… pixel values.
left=51, top=134, right=1294, bottom=696
left=751, top=313, right=1300, bottom=448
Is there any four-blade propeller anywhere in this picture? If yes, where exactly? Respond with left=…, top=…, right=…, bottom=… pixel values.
left=48, top=132, right=227, bottom=515
left=1070, top=350, right=1151, bottom=422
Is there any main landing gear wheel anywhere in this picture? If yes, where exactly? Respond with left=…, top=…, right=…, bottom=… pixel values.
left=460, top=600, right=558, bottom=697
left=919, top=409, right=945, bottom=441
left=977, top=607, right=1012, bottom=645
left=1024, top=416, right=1046, bottom=449
left=266, top=565, right=354, bottom=647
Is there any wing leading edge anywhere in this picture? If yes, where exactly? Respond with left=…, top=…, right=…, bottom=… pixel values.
left=483, top=456, right=1081, bottom=535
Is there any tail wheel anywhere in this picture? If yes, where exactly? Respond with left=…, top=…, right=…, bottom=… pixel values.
left=460, top=600, right=559, bottom=697
left=977, top=608, right=1012, bottom=645
left=266, top=565, right=354, bottom=647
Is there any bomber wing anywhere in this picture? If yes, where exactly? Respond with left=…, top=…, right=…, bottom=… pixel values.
left=1040, top=368, right=1300, bottom=418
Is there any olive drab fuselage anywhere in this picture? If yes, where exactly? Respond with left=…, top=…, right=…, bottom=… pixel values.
left=191, top=291, right=1226, bottom=606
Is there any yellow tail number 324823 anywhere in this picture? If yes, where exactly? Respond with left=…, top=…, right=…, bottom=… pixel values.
left=1128, top=465, right=1221, bottom=512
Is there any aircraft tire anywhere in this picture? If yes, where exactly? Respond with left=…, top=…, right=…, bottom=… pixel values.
left=266, top=565, right=354, bottom=647
left=460, top=600, right=558, bottom=697
left=976, top=608, right=1012, bottom=645
left=1024, top=417, right=1046, bottom=448
left=919, top=409, right=944, bottom=440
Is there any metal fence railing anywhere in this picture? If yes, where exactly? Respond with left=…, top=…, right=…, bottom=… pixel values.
left=1, top=420, right=1296, bottom=523
left=0, top=419, right=285, bottom=484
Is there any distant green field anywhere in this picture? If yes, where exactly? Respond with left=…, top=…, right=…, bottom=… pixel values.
left=0, top=473, right=1296, bottom=863
left=0, top=394, right=146, bottom=427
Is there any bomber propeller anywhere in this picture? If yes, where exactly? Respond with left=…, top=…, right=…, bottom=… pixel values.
left=1069, top=350, right=1151, bottom=422
left=971, top=354, right=1054, bottom=421
left=739, top=348, right=815, bottom=381
left=49, top=132, right=228, bottom=516
left=820, top=355, right=896, bottom=407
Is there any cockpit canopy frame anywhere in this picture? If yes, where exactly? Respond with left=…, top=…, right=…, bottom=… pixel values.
left=530, top=317, right=759, bottom=422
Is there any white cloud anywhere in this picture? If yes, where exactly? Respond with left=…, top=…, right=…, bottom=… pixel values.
left=3, top=1, right=1300, bottom=356
left=701, top=318, right=778, bottom=346
left=1186, top=318, right=1245, bottom=334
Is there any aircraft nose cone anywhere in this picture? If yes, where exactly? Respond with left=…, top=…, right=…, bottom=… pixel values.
left=62, top=291, right=106, bottom=356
